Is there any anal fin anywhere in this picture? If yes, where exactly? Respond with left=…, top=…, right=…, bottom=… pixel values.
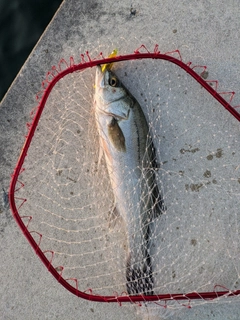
left=108, top=204, right=123, bottom=229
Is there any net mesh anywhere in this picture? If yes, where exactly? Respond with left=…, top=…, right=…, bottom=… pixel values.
left=10, top=43, right=240, bottom=312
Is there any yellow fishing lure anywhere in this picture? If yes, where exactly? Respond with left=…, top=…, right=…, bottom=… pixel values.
left=101, top=49, right=118, bottom=72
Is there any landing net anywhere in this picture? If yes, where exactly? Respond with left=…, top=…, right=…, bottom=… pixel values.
left=9, top=44, right=240, bottom=311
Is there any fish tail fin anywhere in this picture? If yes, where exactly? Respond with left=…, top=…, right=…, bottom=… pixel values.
left=126, top=252, right=154, bottom=296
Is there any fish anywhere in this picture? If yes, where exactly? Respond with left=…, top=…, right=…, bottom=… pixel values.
left=94, top=65, right=164, bottom=295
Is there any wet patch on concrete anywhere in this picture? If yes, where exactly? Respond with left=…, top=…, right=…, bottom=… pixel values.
left=207, top=148, right=223, bottom=160
left=185, top=183, right=203, bottom=192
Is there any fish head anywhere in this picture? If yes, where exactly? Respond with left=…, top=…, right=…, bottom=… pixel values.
left=95, top=66, right=127, bottom=109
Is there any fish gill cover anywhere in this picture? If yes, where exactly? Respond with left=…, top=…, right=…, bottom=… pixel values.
left=9, top=43, right=240, bottom=311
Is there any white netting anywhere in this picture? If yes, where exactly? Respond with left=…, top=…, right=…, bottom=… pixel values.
left=13, top=44, right=240, bottom=313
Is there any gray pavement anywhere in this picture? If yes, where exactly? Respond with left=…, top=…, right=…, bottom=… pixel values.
left=1, top=1, right=240, bottom=319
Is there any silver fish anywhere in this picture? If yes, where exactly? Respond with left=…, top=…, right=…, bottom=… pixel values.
left=94, top=66, right=164, bottom=295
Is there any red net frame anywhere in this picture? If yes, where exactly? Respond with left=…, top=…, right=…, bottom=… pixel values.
left=9, top=44, right=240, bottom=305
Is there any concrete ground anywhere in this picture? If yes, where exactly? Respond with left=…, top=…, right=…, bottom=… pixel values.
left=1, top=1, right=240, bottom=319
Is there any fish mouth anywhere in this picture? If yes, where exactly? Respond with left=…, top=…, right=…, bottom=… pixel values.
left=96, top=65, right=103, bottom=75
left=95, top=65, right=105, bottom=89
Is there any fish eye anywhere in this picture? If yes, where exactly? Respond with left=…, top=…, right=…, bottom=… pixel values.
left=109, top=76, right=118, bottom=87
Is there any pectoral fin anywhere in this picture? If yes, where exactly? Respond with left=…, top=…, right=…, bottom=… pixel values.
left=108, top=118, right=126, bottom=152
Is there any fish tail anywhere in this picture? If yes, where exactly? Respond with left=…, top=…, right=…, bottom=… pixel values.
left=126, top=251, right=154, bottom=296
